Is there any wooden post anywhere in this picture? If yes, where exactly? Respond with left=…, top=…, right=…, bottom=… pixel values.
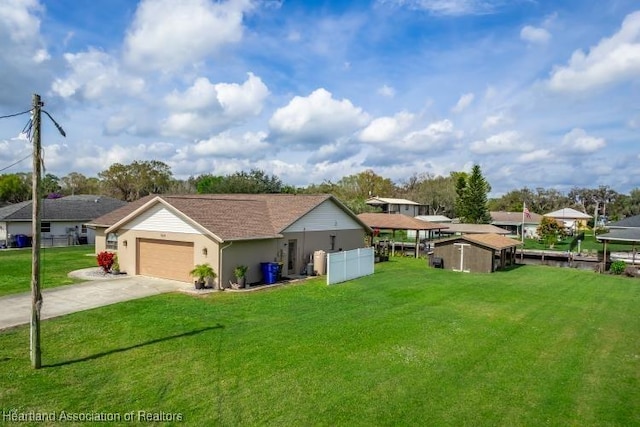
left=31, top=94, right=43, bottom=369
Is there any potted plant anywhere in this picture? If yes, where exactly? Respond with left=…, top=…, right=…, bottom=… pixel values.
left=189, top=263, right=217, bottom=290
left=234, top=265, right=249, bottom=288
left=111, top=253, right=120, bottom=275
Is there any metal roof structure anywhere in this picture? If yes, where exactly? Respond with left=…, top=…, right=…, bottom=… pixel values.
left=544, top=207, right=592, bottom=220
left=438, top=223, right=510, bottom=235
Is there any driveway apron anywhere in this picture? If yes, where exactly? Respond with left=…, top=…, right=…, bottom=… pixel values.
left=0, top=276, right=188, bottom=331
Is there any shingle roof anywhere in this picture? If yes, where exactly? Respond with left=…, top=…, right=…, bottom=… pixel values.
left=596, top=228, right=640, bottom=243
left=607, top=214, right=640, bottom=228
left=357, top=213, right=448, bottom=230
left=491, top=211, right=543, bottom=224
left=435, top=233, right=523, bottom=250
left=89, top=194, right=370, bottom=242
left=0, top=195, right=127, bottom=222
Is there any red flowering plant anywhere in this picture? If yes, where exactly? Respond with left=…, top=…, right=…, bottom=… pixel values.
left=97, top=251, right=116, bottom=274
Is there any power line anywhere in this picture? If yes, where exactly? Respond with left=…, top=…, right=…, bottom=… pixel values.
left=0, top=109, right=32, bottom=120
left=0, top=152, right=33, bottom=173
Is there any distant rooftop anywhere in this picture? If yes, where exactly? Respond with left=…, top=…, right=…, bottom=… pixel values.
left=365, top=197, right=420, bottom=206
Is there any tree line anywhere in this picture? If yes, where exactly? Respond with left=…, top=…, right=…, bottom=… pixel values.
left=1, top=160, right=638, bottom=222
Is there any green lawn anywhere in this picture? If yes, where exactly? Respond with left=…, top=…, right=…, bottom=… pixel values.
left=1, top=258, right=639, bottom=425
left=523, top=233, right=631, bottom=252
left=0, top=246, right=97, bottom=297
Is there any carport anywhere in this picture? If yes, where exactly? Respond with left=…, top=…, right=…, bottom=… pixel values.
left=596, top=228, right=640, bottom=270
left=357, top=213, right=449, bottom=258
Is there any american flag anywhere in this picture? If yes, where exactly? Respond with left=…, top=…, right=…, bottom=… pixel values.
left=523, top=204, right=531, bottom=219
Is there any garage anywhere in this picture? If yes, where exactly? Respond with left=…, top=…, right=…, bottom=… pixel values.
left=137, top=238, right=194, bottom=283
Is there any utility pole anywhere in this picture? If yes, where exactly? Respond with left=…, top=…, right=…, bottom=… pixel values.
left=31, top=93, right=43, bottom=369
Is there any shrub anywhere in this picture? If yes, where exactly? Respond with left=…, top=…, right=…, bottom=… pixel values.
left=610, top=260, right=626, bottom=275
left=97, top=251, right=115, bottom=273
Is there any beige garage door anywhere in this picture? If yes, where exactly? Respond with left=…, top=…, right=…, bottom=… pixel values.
left=137, top=239, right=194, bottom=283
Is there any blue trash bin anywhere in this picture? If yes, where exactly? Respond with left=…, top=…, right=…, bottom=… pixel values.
left=15, top=234, right=28, bottom=248
left=261, top=262, right=280, bottom=285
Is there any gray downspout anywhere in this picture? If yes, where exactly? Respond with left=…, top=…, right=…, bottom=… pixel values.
left=219, top=241, right=233, bottom=290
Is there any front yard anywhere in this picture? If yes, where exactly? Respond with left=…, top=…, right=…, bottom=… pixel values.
left=0, top=246, right=96, bottom=297
left=1, top=258, right=638, bottom=425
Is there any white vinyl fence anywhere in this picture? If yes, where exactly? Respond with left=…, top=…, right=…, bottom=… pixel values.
left=326, top=247, right=374, bottom=285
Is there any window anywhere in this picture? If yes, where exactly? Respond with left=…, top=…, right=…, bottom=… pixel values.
left=330, top=235, right=336, bottom=251
left=106, top=233, right=118, bottom=250
left=81, top=225, right=87, bottom=234
left=41, top=222, right=51, bottom=233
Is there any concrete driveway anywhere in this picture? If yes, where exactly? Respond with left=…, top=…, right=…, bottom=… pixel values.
left=0, top=270, right=192, bottom=330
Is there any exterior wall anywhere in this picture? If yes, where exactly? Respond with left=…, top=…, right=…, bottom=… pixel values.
left=6, top=222, right=31, bottom=237
left=284, top=199, right=363, bottom=232
left=102, top=206, right=220, bottom=284
left=94, top=228, right=107, bottom=253
left=2, top=221, right=94, bottom=246
left=221, top=239, right=281, bottom=286
left=279, top=229, right=366, bottom=276
left=433, top=239, right=494, bottom=273
left=377, top=203, right=427, bottom=216
left=114, top=228, right=219, bottom=285
left=125, top=204, right=202, bottom=234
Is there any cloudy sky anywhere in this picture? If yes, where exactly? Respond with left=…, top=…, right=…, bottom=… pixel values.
left=1, top=0, right=639, bottom=196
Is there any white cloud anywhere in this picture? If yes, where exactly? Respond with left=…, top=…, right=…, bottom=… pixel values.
left=378, top=84, right=396, bottom=97
left=470, top=131, right=531, bottom=154
left=32, top=48, right=49, bottom=63
left=51, top=49, right=145, bottom=101
left=192, top=131, right=269, bottom=158
left=0, top=0, right=42, bottom=43
left=520, top=25, right=551, bottom=44
left=399, top=119, right=462, bottom=153
left=269, top=88, right=370, bottom=146
left=359, top=111, right=414, bottom=143
left=215, top=72, right=270, bottom=117
left=162, top=73, right=269, bottom=137
left=451, top=92, right=474, bottom=113
left=124, top=0, right=252, bottom=72
left=561, top=128, right=605, bottom=153
left=377, top=0, right=504, bottom=16
left=482, top=112, right=509, bottom=129
left=547, top=11, right=640, bottom=92
left=0, top=0, right=50, bottom=105
left=517, top=149, right=552, bottom=163
left=165, top=73, right=268, bottom=117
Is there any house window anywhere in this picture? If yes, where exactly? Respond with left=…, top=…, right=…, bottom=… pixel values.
left=81, top=225, right=87, bottom=234
left=106, top=233, right=118, bottom=250
left=41, top=222, right=51, bottom=233
left=330, top=235, right=336, bottom=251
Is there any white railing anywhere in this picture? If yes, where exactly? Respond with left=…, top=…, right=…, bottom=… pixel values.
left=326, top=247, right=374, bottom=285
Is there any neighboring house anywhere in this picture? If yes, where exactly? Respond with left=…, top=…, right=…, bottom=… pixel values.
left=544, top=208, right=592, bottom=233
left=87, top=194, right=372, bottom=287
left=408, top=215, right=453, bottom=240
left=606, top=214, right=640, bottom=230
left=491, top=211, right=543, bottom=239
left=433, top=233, right=523, bottom=273
left=0, top=195, right=127, bottom=248
left=365, top=197, right=428, bottom=216
left=596, top=215, right=640, bottom=264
